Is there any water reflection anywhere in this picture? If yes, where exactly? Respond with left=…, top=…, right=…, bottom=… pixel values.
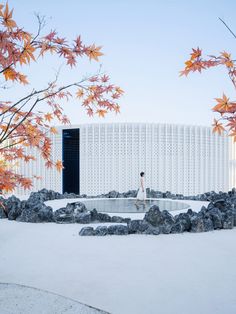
left=82, top=198, right=189, bottom=213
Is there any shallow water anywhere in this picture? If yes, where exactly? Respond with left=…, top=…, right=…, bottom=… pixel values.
left=81, top=198, right=189, bottom=213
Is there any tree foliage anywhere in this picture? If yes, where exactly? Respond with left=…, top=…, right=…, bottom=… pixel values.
left=181, top=21, right=236, bottom=141
left=0, top=2, right=123, bottom=192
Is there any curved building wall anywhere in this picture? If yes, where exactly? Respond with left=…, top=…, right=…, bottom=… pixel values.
left=80, top=123, right=229, bottom=196
left=15, top=123, right=230, bottom=196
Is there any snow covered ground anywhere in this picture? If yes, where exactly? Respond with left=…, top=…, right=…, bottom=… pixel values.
left=0, top=199, right=236, bottom=314
left=0, top=283, right=108, bottom=314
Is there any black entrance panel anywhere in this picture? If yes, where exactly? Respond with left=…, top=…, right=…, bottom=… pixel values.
left=62, top=128, right=80, bottom=194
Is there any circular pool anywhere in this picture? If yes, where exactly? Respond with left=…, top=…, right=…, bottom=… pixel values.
left=81, top=198, right=189, bottom=213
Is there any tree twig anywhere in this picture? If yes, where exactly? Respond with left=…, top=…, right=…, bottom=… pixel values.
left=219, top=17, right=236, bottom=40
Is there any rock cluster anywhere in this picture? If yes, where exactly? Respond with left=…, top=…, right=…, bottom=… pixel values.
left=1, top=188, right=236, bottom=240
left=0, top=190, right=130, bottom=224
left=79, top=199, right=236, bottom=236
left=53, top=202, right=130, bottom=224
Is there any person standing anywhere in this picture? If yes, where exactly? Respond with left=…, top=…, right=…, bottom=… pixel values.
left=135, top=172, right=146, bottom=209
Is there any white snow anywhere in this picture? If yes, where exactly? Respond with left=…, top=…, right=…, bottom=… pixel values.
left=0, top=283, right=107, bottom=314
left=0, top=199, right=236, bottom=314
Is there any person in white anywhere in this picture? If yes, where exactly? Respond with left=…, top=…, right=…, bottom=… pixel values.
left=135, top=172, right=146, bottom=209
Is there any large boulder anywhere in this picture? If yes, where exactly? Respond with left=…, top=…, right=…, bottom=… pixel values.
left=97, top=213, right=112, bottom=222
left=94, top=226, right=108, bottom=236
left=90, top=208, right=99, bottom=221
left=66, top=202, right=87, bottom=213
left=17, top=202, right=54, bottom=223
left=54, top=207, right=75, bottom=224
left=144, top=225, right=160, bottom=235
left=107, top=224, right=128, bottom=235
left=79, top=227, right=94, bottom=236
left=144, top=206, right=175, bottom=233
left=207, top=207, right=223, bottom=229
left=75, top=212, right=92, bottom=224
left=174, top=213, right=191, bottom=232
left=190, top=214, right=214, bottom=233
left=3, top=196, right=22, bottom=220
left=36, top=188, right=62, bottom=201
left=222, top=210, right=234, bottom=229
left=171, top=221, right=186, bottom=233
left=144, top=205, right=163, bottom=226
left=128, top=220, right=149, bottom=234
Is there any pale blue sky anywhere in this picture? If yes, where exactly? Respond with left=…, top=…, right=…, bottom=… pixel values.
left=7, top=0, right=236, bottom=127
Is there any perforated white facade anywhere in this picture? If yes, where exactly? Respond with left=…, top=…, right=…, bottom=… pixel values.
left=15, top=123, right=230, bottom=196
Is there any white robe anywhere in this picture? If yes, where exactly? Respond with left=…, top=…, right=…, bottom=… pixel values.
left=136, top=177, right=146, bottom=200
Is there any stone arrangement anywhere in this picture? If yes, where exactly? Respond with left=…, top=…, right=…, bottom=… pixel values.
left=0, top=188, right=236, bottom=237
left=79, top=199, right=236, bottom=236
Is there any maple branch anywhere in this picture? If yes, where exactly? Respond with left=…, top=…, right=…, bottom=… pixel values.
left=0, top=77, right=89, bottom=144
left=0, top=97, right=32, bottom=142
left=0, top=86, right=52, bottom=116
left=0, top=138, right=27, bottom=151
left=31, top=14, right=46, bottom=43
left=219, top=17, right=236, bottom=40
left=0, top=15, right=45, bottom=75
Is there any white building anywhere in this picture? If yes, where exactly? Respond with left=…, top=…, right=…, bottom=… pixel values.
left=15, top=123, right=231, bottom=196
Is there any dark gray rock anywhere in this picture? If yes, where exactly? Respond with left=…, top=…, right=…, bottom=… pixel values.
left=171, top=222, right=185, bottom=233
left=190, top=215, right=214, bottom=233
left=144, top=205, right=163, bottom=226
left=207, top=207, right=223, bottom=229
left=222, top=210, right=234, bottom=229
left=4, top=196, right=22, bottom=220
left=122, top=217, right=131, bottom=224
left=108, top=190, right=119, bottom=198
left=75, top=212, right=92, bottom=224
left=107, top=224, right=128, bottom=235
left=66, top=202, right=87, bottom=213
left=160, top=223, right=173, bottom=234
left=79, top=227, right=94, bottom=236
left=0, top=198, right=7, bottom=218
left=17, top=203, right=54, bottom=223
left=111, top=216, right=124, bottom=223
left=95, top=226, right=108, bottom=236
left=233, top=205, right=236, bottom=226
left=54, top=207, right=75, bottom=224
left=174, top=213, right=191, bottom=231
left=90, top=208, right=99, bottom=221
left=97, top=213, right=112, bottom=222
left=123, top=190, right=137, bottom=198
left=128, top=220, right=149, bottom=234
left=144, top=206, right=175, bottom=231
left=187, top=208, right=194, bottom=216
left=144, top=226, right=160, bottom=235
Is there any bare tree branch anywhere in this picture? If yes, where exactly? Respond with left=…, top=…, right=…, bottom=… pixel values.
left=219, top=17, right=236, bottom=40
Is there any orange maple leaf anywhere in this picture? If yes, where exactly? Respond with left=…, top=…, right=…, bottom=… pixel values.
left=190, top=47, right=202, bottom=60
left=96, top=109, right=107, bottom=118
left=115, top=87, right=124, bottom=95
left=55, top=160, right=63, bottom=171
left=213, top=93, right=231, bottom=112
left=76, top=89, right=84, bottom=98
left=86, top=44, right=103, bottom=61
left=20, top=41, right=36, bottom=64
left=0, top=3, right=17, bottom=29
left=44, top=113, right=53, bottom=122
left=18, top=73, right=28, bottom=85
left=212, top=119, right=225, bottom=135
left=3, top=68, right=17, bottom=81
left=50, top=127, right=58, bottom=134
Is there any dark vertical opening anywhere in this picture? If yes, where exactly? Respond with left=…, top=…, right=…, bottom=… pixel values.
left=62, top=128, right=80, bottom=194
